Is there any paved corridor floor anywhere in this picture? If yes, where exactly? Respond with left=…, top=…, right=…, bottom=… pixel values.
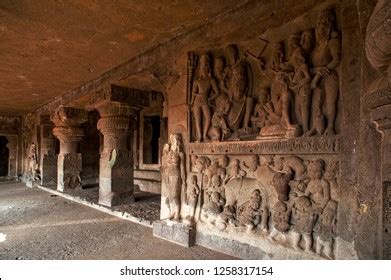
left=0, top=182, right=234, bottom=260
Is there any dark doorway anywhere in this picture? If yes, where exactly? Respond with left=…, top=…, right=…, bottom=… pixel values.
left=143, top=115, right=161, bottom=164
left=0, top=136, right=9, bottom=176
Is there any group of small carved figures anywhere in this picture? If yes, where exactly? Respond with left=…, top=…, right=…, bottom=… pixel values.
left=162, top=133, right=339, bottom=259
left=189, top=8, right=340, bottom=142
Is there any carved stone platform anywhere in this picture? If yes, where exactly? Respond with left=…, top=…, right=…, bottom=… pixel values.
left=153, top=220, right=196, bottom=247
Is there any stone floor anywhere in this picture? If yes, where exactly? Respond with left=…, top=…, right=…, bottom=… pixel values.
left=0, top=181, right=234, bottom=260
left=41, top=183, right=161, bottom=224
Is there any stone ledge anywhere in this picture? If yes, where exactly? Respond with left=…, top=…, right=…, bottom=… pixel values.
left=195, top=223, right=326, bottom=260
left=36, top=185, right=153, bottom=228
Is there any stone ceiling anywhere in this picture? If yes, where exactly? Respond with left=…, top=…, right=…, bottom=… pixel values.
left=0, top=0, right=245, bottom=115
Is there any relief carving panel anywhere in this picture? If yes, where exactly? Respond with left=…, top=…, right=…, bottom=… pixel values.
left=187, top=8, right=341, bottom=143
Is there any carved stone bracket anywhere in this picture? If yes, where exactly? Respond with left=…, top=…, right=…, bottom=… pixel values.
left=89, top=84, right=151, bottom=110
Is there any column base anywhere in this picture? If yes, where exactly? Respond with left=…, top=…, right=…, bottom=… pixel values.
left=153, top=219, right=196, bottom=247
left=98, top=190, right=135, bottom=207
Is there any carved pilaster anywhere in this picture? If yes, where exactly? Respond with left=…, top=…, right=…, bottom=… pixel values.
left=51, top=106, right=87, bottom=192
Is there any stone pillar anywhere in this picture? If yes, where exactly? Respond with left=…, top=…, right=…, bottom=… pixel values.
left=51, top=106, right=87, bottom=192
left=89, top=85, right=151, bottom=207
left=39, top=115, right=57, bottom=187
left=95, top=102, right=136, bottom=207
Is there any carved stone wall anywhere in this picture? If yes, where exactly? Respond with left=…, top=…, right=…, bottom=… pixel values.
left=155, top=1, right=372, bottom=260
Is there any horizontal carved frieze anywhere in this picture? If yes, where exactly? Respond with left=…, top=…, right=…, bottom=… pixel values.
left=188, top=136, right=340, bottom=155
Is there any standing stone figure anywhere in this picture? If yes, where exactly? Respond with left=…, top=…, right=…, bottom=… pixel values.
left=269, top=201, right=291, bottom=241
left=310, top=8, right=341, bottom=136
left=185, top=175, right=200, bottom=224
left=291, top=196, right=317, bottom=253
left=190, top=54, right=220, bottom=142
left=290, top=47, right=312, bottom=134
left=28, top=143, right=39, bottom=181
left=314, top=200, right=337, bottom=258
left=225, top=44, right=254, bottom=132
left=161, top=133, right=186, bottom=221
left=305, top=159, right=330, bottom=214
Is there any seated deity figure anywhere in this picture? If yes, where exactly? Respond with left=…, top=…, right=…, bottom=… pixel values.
left=251, top=88, right=271, bottom=131
left=258, top=40, right=300, bottom=139
left=224, top=44, right=254, bottom=134
left=237, top=189, right=269, bottom=232
left=190, top=54, right=220, bottom=142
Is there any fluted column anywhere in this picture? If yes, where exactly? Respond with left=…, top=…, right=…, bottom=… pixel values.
left=96, top=102, right=136, bottom=207
left=51, top=106, right=87, bottom=192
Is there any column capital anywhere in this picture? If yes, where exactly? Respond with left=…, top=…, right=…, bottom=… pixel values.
left=97, top=116, right=133, bottom=135
left=51, top=106, right=88, bottom=127
left=52, top=126, right=85, bottom=142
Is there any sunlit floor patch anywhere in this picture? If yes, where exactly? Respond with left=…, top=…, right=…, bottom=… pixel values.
left=0, top=232, right=6, bottom=242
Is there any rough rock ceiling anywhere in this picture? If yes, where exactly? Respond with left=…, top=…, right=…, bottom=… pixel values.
left=0, top=0, right=245, bottom=115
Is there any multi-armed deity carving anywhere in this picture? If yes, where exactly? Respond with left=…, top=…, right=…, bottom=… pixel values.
left=187, top=8, right=340, bottom=142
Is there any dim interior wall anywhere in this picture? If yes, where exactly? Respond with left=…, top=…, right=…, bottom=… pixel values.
left=0, top=116, right=23, bottom=179
left=80, top=110, right=101, bottom=186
